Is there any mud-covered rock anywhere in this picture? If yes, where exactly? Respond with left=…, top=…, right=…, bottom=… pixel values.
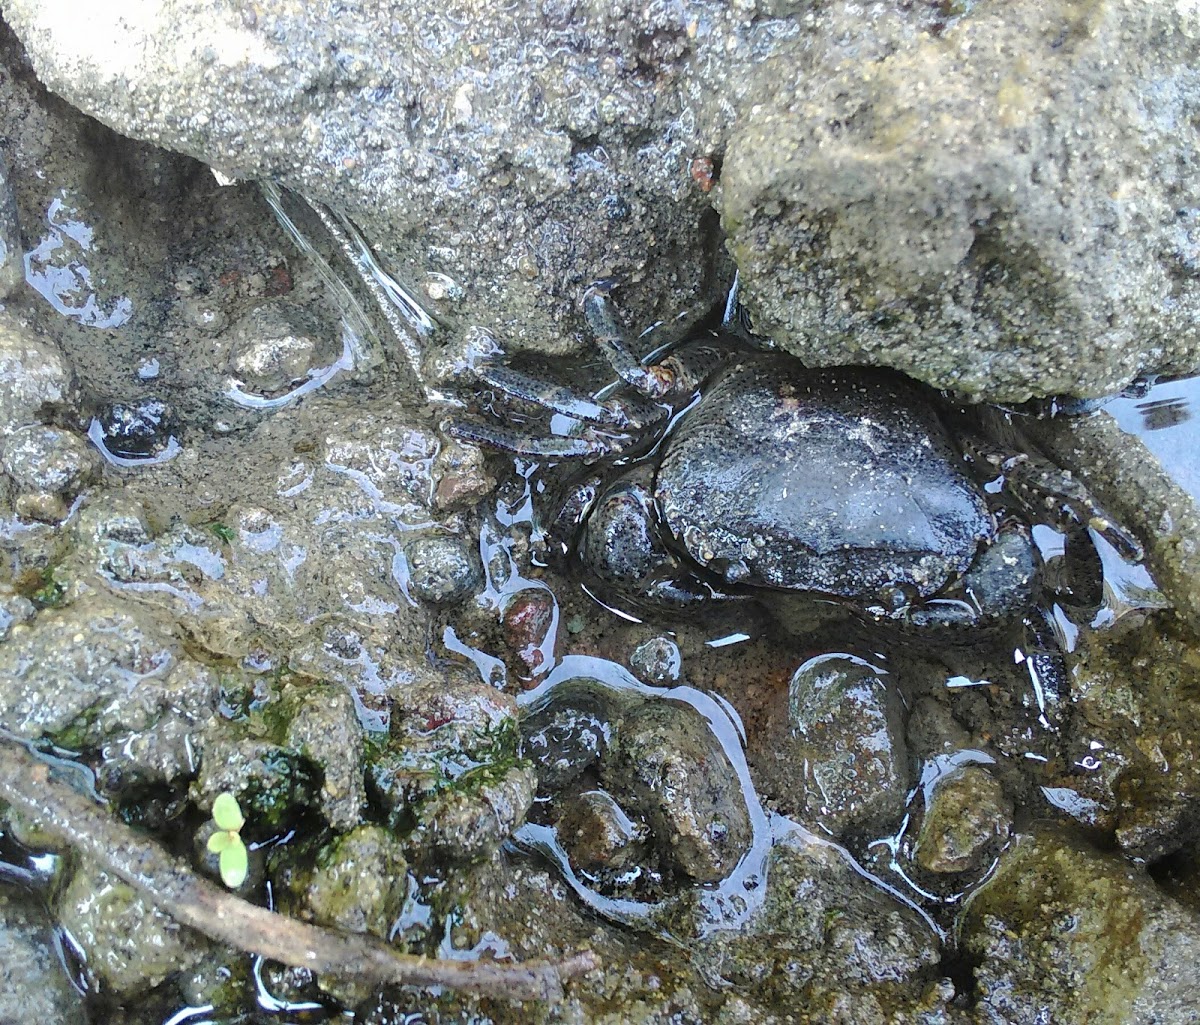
left=409, top=762, right=537, bottom=866
left=1044, top=622, right=1200, bottom=862
left=521, top=697, right=612, bottom=793
left=56, top=861, right=208, bottom=998
left=961, top=830, right=1200, bottom=1024
left=0, top=597, right=219, bottom=789
left=1031, top=409, right=1200, bottom=637
left=281, top=825, right=408, bottom=939
left=913, top=765, right=1012, bottom=876
left=369, top=671, right=522, bottom=829
left=0, top=314, right=76, bottom=433
left=0, top=892, right=82, bottom=1025
left=687, top=829, right=944, bottom=1014
left=722, top=0, right=1200, bottom=401
left=2, top=423, right=98, bottom=521
left=191, top=727, right=317, bottom=832
left=404, top=534, right=481, bottom=606
left=0, top=0, right=742, bottom=365
left=283, top=681, right=366, bottom=832
left=220, top=300, right=338, bottom=397
left=555, top=788, right=646, bottom=875
left=773, top=655, right=910, bottom=840
left=600, top=697, right=752, bottom=883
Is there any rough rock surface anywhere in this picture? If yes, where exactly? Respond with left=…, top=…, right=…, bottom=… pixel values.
left=723, top=0, right=1200, bottom=400
left=962, top=830, right=1200, bottom=1024
left=4, top=1, right=1199, bottom=397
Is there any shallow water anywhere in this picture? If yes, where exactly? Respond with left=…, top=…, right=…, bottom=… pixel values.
left=1107, top=374, right=1200, bottom=501
left=2, top=98, right=1200, bottom=1023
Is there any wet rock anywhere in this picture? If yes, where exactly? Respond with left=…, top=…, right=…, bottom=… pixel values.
left=522, top=700, right=612, bottom=793
left=369, top=671, right=522, bottom=831
left=0, top=314, right=76, bottom=433
left=0, top=892, right=82, bottom=1025
left=913, top=766, right=1012, bottom=876
left=961, top=829, right=1200, bottom=1024
left=0, top=597, right=219, bottom=790
left=0, top=155, right=22, bottom=300
left=221, top=300, right=335, bottom=396
left=629, top=635, right=682, bottom=685
left=1049, top=624, right=1200, bottom=862
left=778, top=655, right=910, bottom=840
left=283, top=681, right=366, bottom=832
left=600, top=698, right=752, bottom=883
left=176, top=950, right=248, bottom=1019
left=404, top=533, right=481, bottom=606
left=191, top=728, right=317, bottom=833
left=56, top=861, right=207, bottom=998
left=2, top=423, right=98, bottom=521
left=555, top=788, right=646, bottom=875
left=0, top=591, right=34, bottom=641
left=95, top=397, right=177, bottom=459
left=722, top=0, right=1200, bottom=401
left=1, top=0, right=736, bottom=361
left=501, top=587, right=556, bottom=672
left=432, top=436, right=494, bottom=511
left=688, top=829, right=943, bottom=1012
left=409, top=762, right=537, bottom=866
left=282, top=825, right=408, bottom=939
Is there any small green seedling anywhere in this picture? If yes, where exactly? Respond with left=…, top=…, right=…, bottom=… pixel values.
left=207, top=792, right=249, bottom=888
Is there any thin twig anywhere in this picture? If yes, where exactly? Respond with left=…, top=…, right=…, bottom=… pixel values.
left=0, top=738, right=597, bottom=1003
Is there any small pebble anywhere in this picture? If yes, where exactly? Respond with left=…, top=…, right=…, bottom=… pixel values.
left=630, top=636, right=682, bottom=684
left=404, top=535, right=481, bottom=605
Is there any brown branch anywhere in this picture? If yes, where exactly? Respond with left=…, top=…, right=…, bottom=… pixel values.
left=0, top=738, right=597, bottom=1003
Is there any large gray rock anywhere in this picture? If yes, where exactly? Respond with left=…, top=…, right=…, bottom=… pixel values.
left=6, top=1, right=1198, bottom=398
left=0, top=0, right=740, bottom=365
left=722, top=0, right=1200, bottom=401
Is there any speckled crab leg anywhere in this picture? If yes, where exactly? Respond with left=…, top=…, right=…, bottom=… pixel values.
left=446, top=418, right=628, bottom=459
left=988, top=449, right=1146, bottom=562
left=475, top=364, right=627, bottom=425
left=584, top=282, right=682, bottom=399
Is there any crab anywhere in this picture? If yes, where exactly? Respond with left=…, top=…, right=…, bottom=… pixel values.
left=449, top=285, right=1142, bottom=630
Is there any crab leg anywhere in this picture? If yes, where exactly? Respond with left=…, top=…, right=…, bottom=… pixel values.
left=992, top=451, right=1145, bottom=562
left=583, top=284, right=680, bottom=400
left=445, top=418, right=627, bottom=459
left=476, top=364, right=625, bottom=425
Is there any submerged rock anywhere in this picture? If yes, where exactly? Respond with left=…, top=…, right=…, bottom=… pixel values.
left=56, top=861, right=209, bottom=998
left=687, top=829, right=943, bottom=1014
left=0, top=893, right=82, bottom=1025
left=282, top=825, right=409, bottom=939
left=913, top=765, right=1012, bottom=876
left=773, top=655, right=911, bottom=841
left=600, top=698, right=753, bottom=883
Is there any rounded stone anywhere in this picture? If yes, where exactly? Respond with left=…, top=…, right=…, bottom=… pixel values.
left=630, top=636, right=682, bottom=684
left=783, top=655, right=910, bottom=839
left=404, top=534, right=481, bottom=605
left=96, top=398, right=176, bottom=459
left=913, top=765, right=1013, bottom=875
left=224, top=303, right=333, bottom=395
left=2, top=423, right=97, bottom=495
